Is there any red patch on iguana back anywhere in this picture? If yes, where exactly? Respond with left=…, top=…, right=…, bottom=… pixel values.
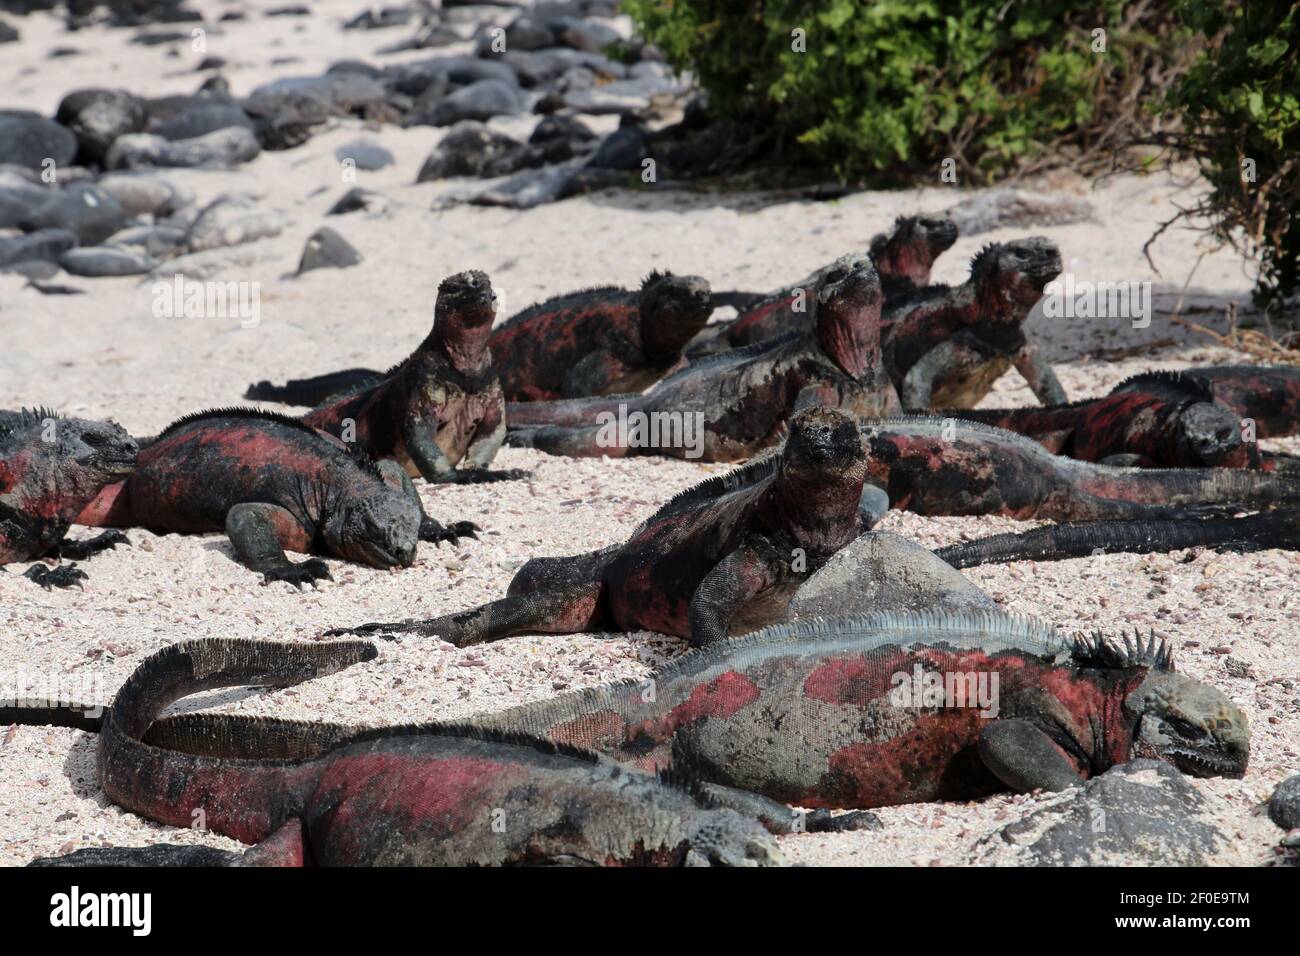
left=630, top=671, right=760, bottom=741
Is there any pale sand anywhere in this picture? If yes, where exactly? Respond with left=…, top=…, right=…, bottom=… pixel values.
left=1, top=0, right=1295, bottom=866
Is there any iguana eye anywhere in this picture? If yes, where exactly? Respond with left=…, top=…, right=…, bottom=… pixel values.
left=1165, top=716, right=1205, bottom=738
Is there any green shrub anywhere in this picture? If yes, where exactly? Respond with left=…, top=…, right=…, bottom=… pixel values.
left=625, top=0, right=1189, bottom=182
left=1164, top=2, right=1300, bottom=310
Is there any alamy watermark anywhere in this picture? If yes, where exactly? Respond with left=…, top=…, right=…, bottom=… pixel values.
left=595, top=404, right=705, bottom=459
left=151, top=273, right=261, bottom=329
left=889, top=664, right=1000, bottom=717
left=1, top=669, right=104, bottom=718
left=1042, top=273, right=1152, bottom=328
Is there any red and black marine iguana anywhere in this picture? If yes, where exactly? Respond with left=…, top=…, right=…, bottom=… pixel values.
left=854, top=414, right=1300, bottom=526
left=73, top=408, right=475, bottom=587
left=246, top=272, right=713, bottom=407
left=16, top=613, right=1248, bottom=830
left=504, top=254, right=900, bottom=462
left=1, top=408, right=137, bottom=589
left=695, top=215, right=959, bottom=354
left=1113, top=365, right=1300, bottom=441
left=24, top=639, right=785, bottom=867
left=331, top=405, right=870, bottom=647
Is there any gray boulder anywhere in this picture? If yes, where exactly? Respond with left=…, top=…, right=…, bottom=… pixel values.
left=20, top=183, right=129, bottom=245
left=1269, top=774, right=1300, bottom=830
left=296, top=226, right=362, bottom=275
left=105, top=127, right=261, bottom=169
left=0, top=112, right=79, bottom=171
left=60, top=245, right=157, bottom=277
left=55, top=88, right=148, bottom=165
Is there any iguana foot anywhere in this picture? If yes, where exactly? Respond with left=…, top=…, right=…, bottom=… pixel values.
left=262, top=559, right=332, bottom=589
left=683, top=819, right=785, bottom=867
left=420, top=518, right=480, bottom=546
left=323, top=619, right=417, bottom=640
left=53, top=530, right=130, bottom=560
left=804, top=809, right=883, bottom=833
left=448, top=468, right=531, bottom=484
left=23, top=564, right=88, bottom=590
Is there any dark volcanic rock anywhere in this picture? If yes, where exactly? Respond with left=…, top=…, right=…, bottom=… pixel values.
left=416, top=121, right=521, bottom=180
left=0, top=177, right=51, bottom=229
left=0, top=229, right=79, bottom=273
left=60, top=244, right=156, bottom=276
left=0, top=112, right=79, bottom=171
left=151, top=102, right=253, bottom=141
left=326, top=187, right=392, bottom=217
left=0, top=18, right=18, bottom=43
left=105, top=127, right=260, bottom=169
left=422, top=80, right=521, bottom=126
left=1269, top=774, right=1300, bottom=830
left=985, top=760, right=1232, bottom=866
left=56, top=89, right=149, bottom=166
left=183, top=193, right=289, bottom=253
left=296, top=226, right=362, bottom=275
left=20, top=183, right=128, bottom=245
left=335, top=138, right=395, bottom=171
left=586, top=122, right=650, bottom=170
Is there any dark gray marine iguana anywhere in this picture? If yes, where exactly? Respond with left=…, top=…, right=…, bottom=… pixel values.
left=248, top=271, right=526, bottom=486
left=246, top=272, right=713, bottom=406
left=23, top=639, right=784, bottom=867
left=331, top=406, right=870, bottom=647
left=936, top=511, right=1300, bottom=568
left=941, top=370, right=1263, bottom=470
left=882, top=237, right=1067, bottom=409
left=697, top=215, right=959, bottom=354
left=72, top=408, right=476, bottom=587
left=504, top=254, right=901, bottom=462
left=1, top=408, right=137, bottom=589
left=855, top=415, right=1300, bottom=526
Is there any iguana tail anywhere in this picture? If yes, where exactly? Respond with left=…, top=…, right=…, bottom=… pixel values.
left=244, top=367, right=381, bottom=406
left=98, top=639, right=375, bottom=843
left=936, top=512, right=1300, bottom=568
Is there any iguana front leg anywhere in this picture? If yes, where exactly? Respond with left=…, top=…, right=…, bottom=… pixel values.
left=564, top=349, right=630, bottom=398
left=225, top=503, right=331, bottom=588
left=459, top=396, right=530, bottom=483
left=1012, top=342, right=1067, bottom=405
left=978, top=719, right=1084, bottom=792
left=697, top=782, right=882, bottom=835
left=688, top=542, right=783, bottom=647
left=403, top=414, right=458, bottom=483
left=900, top=341, right=972, bottom=409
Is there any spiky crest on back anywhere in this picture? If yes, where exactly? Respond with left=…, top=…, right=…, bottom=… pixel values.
left=492, top=285, right=631, bottom=332
left=157, top=406, right=326, bottom=442
left=1112, top=369, right=1217, bottom=404
left=1070, top=630, right=1175, bottom=672
left=0, top=407, right=65, bottom=444
left=677, top=330, right=804, bottom=378
left=968, top=242, right=1003, bottom=277
left=644, top=452, right=781, bottom=523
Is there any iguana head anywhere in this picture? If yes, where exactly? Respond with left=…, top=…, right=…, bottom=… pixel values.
left=1, top=410, right=138, bottom=489
left=325, top=480, right=421, bottom=569
left=778, top=406, right=867, bottom=550
left=1079, top=633, right=1250, bottom=778
left=431, top=270, right=497, bottom=371
left=638, top=271, right=713, bottom=359
left=871, top=215, right=958, bottom=287
left=970, top=237, right=1062, bottom=312
left=1174, top=401, right=1246, bottom=467
left=816, top=253, right=884, bottom=378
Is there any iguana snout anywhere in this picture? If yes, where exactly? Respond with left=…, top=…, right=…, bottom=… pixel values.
left=783, top=405, right=865, bottom=472
left=640, top=271, right=713, bottom=357
left=1176, top=401, right=1245, bottom=467
left=332, top=492, right=421, bottom=569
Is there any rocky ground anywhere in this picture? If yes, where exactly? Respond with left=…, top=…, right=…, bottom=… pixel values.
left=0, top=0, right=1296, bottom=867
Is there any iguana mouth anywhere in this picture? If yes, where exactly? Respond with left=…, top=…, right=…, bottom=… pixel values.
left=1166, top=748, right=1246, bottom=778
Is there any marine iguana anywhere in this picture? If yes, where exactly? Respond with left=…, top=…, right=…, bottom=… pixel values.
left=24, top=639, right=783, bottom=867
left=856, top=415, right=1300, bottom=525
left=882, top=237, right=1066, bottom=409
left=245, top=272, right=713, bottom=407
left=72, top=408, right=461, bottom=587
left=935, top=511, right=1300, bottom=568
left=941, top=370, right=1259, bottom=469
left=698, top=215, right=959, bottom=353
left=467, top=611, right=1250, bottom=807
left=486, top=271, right=713, bottom=402
left=1112, top=365, right=1300, bottom=440
left=331, top=406, right=869, bottom=647
left=285, top=271, right=524, bottom=485
left=503, top=254, right=900, bottom=463
left=1, top=408, right=137, bottom=589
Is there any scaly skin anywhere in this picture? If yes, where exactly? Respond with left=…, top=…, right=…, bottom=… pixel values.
left=0, top=409, right=137, bottom=587
left=503, top=255, right=900, bottom=463
left=73, top=409, right=435, bottom=587
left=1113, top=365, right=1300, bottom=439
left=858, top=415, right=1300, bottom=525
left=462, top=612, right=1249, bottom=808
left=25, top=639, right=784, bottom=867
left=696, top=216, right=959, bottom=354
left=882, top=238, right=1066, bottom=409
left=487, top=272, right=712, bottom=402
left=298, top=271, right=524, bottom=486
left=936, top=511, right=1300, bottom=568
left=332, top=407, right=870, bottom=647
left=943, top=371, right=1258, bottom=469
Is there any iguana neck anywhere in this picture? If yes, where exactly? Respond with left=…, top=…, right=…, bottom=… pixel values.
left=423, top=310, right=494, bottom=373
left=817, top=302, right=883, bottom=379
